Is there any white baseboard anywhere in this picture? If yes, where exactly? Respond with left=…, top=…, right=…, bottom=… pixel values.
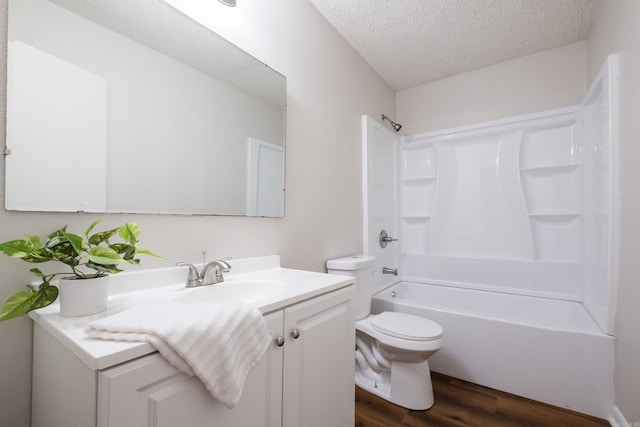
left=609, top=405, right=631, bottom=427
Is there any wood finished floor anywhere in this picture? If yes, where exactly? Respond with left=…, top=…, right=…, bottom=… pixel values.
left=355, top=372, right=609, bottom=427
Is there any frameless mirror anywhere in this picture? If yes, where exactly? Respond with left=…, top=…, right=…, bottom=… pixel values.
left=5, top=0, right=286, bottom=216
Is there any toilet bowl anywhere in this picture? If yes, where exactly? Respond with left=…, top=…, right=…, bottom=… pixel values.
left=326, top=255, right=443, bottom=410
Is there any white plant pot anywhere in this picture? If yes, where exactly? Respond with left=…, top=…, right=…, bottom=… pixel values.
left=59, top=275, right=110, bottom=317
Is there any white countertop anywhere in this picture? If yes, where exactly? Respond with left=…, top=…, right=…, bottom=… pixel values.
left=30, top=256, right=354, bottom=371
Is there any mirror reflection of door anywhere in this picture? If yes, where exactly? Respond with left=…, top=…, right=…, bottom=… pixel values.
left=247, top=137, right=285, bottom=217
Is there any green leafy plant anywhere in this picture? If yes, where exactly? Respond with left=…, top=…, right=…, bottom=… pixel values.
left=0, top=217, right=161, bottom=321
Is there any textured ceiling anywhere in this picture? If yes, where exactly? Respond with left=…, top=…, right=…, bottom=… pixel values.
left=309, top=0, right=600, bottom=90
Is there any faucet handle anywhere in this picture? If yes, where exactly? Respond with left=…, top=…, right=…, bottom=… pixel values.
left=177, top=262, right=198, bottom=276
left=217, top=257, right=232, bottom=272
left=208, top=258, right=231, bottom=284
left=177, top=262, right=200, bottom=287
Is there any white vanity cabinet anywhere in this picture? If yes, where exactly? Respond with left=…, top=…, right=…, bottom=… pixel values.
left=32, top=284, right=355, bottom=427
left=97, top=311, right=285, bottom=427
left=281, top=285, right=356, bottom=427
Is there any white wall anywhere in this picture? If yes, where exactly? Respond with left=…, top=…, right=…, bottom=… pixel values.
left=587, top=1, right=640, bottom=424
left=0, top=0, right=395, bottom=425
left=396, top=41, right=588, bottom=135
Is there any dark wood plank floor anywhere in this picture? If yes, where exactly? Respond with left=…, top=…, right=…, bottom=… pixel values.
left=355, top=372, right=609, bottom=427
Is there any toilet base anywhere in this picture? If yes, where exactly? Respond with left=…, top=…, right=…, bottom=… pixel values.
left=355, top=358, right=435, bottom=410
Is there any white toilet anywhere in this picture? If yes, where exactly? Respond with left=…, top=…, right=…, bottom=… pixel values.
left=327, top=255, right=443, bottom=410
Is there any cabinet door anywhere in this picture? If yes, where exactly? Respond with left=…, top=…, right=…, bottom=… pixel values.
left=98, top=311, right=284, bottom=427
left=282, top=286, right=355, bottom=427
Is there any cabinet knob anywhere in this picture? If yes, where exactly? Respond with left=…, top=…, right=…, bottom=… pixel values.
left=291, top=329, right=301, bottom=339
left=275, top=336, right=285, bottom=347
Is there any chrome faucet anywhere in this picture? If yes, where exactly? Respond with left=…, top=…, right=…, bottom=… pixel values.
left=177, top=254, right=232, bottom=288
left=201, top=259, right=232, bottom=284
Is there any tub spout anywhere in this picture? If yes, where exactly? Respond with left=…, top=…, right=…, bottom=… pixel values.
left=382, top=267, right=398, bottom=276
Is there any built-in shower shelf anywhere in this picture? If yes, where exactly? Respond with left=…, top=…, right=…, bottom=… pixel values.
left=400, top=216, right=430, bottom=222
left=535, top=259, right=581, bottom=266
left=408, top=252, right=534, bottom=262
left=400, top=214, right=432, bottom=219
left=400, top=175, right=437, bottom=183
left=528, top=213, right=580, bottom=221
left=520, top=164, right=579, bottom=174
left=400, top=176, right=437, bottom=217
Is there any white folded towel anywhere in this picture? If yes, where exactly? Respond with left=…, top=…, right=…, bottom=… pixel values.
left=85, top=302, right=271, bottom=408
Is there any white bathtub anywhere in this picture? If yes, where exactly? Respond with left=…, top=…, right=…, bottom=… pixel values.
left=371, top=281, right=614, bottom=420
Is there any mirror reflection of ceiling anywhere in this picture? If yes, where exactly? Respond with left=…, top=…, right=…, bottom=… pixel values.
left=51, top=0, right=286, bottom=108
left=6, top=0, right=286, bottom=217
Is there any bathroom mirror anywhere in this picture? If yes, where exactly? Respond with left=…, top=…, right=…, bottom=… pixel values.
left=5, top=0, right=286, bottom=217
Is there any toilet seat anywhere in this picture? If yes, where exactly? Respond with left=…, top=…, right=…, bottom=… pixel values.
left=372, top=312, right=443, bottom=341
left=356, top=313, right=443, bottom=357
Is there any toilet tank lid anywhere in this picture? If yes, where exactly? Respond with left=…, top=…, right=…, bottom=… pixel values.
left=326, top=255, right=375, bottom=270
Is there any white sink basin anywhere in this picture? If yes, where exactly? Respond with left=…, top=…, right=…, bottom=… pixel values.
left=172, top=277, right=292, bottom=305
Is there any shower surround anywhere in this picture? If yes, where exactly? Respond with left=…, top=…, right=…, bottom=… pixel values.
left=362, top=55, right=618, bottom=419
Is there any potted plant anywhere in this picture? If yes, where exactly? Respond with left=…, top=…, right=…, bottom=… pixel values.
left=0, top=217, right=161, bottom=320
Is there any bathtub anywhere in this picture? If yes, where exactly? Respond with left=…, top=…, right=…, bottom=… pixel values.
left=371, top=281, right=614, bottom=420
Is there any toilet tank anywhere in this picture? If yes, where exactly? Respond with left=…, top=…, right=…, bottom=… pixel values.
left=326, top=255, right=375, bottom=320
